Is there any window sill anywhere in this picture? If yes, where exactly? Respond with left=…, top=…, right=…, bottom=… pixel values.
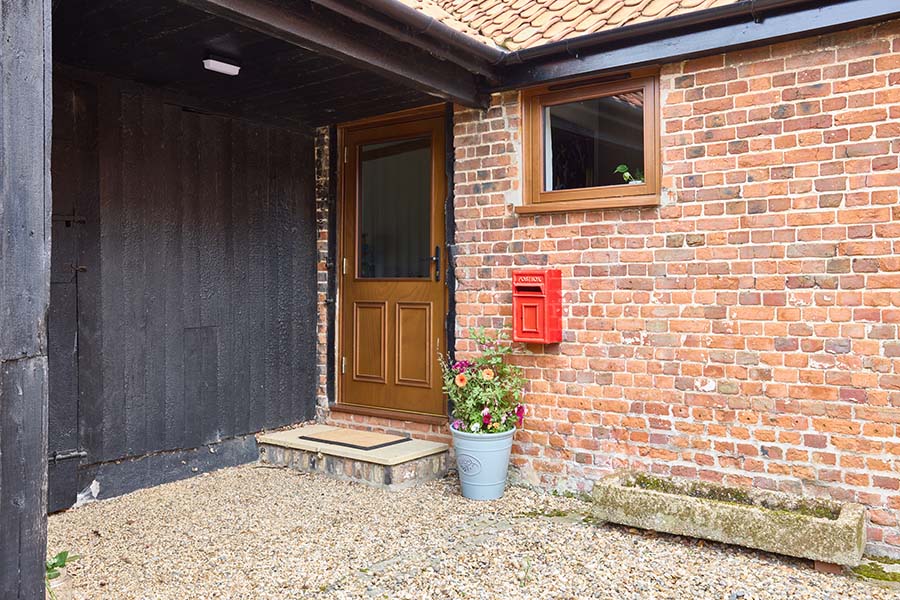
left=515, top=194, right=660, bottom=215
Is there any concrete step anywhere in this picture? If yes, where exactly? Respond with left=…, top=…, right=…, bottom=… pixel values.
left=257, top=424, right=449, bottom=491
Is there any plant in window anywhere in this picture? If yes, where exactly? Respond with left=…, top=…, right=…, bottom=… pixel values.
left=614, top=164, right=644, bottom=184
left=441, top=329, right=526, bottom=500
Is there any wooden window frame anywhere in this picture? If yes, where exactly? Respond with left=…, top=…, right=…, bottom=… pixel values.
left=520, top=71, right=660, bottom=214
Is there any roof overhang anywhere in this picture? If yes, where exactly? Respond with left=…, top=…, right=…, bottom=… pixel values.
left=178, top=0, right=491, bottom=107
left=496, top=0, right=900, bottom=90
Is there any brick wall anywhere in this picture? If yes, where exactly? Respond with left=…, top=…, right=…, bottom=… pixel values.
left=452, top=19, right=900, bottom=554
left=315, top=126, right=331, bottom=420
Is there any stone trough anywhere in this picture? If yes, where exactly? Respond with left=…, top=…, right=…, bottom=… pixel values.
left=591, top=472, right=866, bottom=566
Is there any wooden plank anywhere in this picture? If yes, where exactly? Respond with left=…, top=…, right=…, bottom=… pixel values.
left=0, top=359, right=49, bottom=598
left=98, top=84, right=127, bottom=462
left=263, top=127, right=281, bottom=427
left=230, top=121, right=252, bottom=436
left=0, top=0, right=53, bottom=589
left=72, top=79, right=103, bottom=466
left=121, top=90, right=148, bottom=457
left=162, top=103, right=186, bottom=449
left=293, top=132, right=318, bottom=421
left=245, top=124, right=268, bottom=433
left=183, top=326, right=205, bottom=449
left=272, top=128, right=291, bottom=425
left=181, top=111, right=203, bottom=448
left=143, top=91, right=167, bottom=450
left=0, top=0, right=51, bottom=362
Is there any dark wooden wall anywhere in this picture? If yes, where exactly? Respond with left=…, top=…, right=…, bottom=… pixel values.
left=50, top=72, right=318, bottom=506
left=0, top=0, right=52, bottom=596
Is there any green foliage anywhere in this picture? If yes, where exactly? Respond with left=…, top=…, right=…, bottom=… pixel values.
left=46, top=551, right=78, bottom=600
left=442, top=329, right=526, bottom=434
left=614, top=164, right=644, bottom=183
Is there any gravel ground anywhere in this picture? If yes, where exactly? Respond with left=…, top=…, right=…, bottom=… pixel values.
left=48, top=464, right=898, bottom=600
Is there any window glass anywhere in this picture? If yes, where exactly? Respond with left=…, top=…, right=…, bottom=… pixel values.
left=358, top=137, right=431, bottom=278
left=544, top=90, right=645, bottom=191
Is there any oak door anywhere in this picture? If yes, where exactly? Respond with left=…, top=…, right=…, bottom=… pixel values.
left=339, top=114, right=446, bottom=417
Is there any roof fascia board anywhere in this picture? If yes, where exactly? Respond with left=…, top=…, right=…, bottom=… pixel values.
left=497, top=0, right=900, bottom=90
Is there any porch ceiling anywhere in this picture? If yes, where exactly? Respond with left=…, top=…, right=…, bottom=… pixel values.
left=53, top=0, right=442, bottom=128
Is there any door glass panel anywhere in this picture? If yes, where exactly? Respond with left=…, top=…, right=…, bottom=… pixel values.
left=358, top=136, right=432, bottom=279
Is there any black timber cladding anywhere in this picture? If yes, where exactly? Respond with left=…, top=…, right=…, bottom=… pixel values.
left=0, top=0, right=52, bottom=597
left=49, top=72, right=318, bottom=504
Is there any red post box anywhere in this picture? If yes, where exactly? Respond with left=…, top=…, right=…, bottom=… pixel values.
left=512, top=269, right=562, bottom=344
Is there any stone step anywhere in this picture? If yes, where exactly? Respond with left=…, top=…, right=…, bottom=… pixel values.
left=257, top=424, right=449, bottom=491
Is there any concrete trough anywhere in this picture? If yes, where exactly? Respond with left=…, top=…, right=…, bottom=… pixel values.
left=591, top=472, right=866, bottom=566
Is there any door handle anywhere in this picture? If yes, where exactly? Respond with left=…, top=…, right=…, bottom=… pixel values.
left=431, top=246, right=441, bottom=282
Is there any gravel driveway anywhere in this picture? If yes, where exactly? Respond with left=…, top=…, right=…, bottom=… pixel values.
left=48, top=464, right=897, bottom=599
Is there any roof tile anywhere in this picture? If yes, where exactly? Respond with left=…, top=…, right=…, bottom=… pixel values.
left=394, top=0, right=742, bottom=50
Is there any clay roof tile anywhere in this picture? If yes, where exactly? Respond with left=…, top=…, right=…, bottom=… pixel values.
left=422, top=0, right=742, bottom=51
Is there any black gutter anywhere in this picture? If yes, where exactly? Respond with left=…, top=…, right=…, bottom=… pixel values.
left=353, top=0, right=506, bottom=66
left=501, top=0, right=824, bottom=65
left=309, top=0, right=501, bottom=81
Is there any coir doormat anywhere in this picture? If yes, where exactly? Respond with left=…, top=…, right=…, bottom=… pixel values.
left=299, top=429, right=411, bottom=451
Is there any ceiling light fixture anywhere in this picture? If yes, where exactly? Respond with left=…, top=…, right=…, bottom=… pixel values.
left=203, top=56, right=240, bottom=76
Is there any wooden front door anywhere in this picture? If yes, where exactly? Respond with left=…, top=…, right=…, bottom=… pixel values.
left=339, top=110, right=447, bottom=417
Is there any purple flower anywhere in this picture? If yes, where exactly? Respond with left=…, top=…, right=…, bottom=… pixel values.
left=515, top=404, right=526, bottom=427
left=452, top=360, right=473, bottom=373
left=451, top=419, right=463, bottom=430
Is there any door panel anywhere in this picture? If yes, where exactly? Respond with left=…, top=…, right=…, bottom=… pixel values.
left=340, top=113, right=446, bottom=417
left=396, top=302, right=432, bottom=388
left=353, top=302, right=387, bottom=382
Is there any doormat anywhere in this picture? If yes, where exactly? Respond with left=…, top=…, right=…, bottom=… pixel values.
left=299, top=429, right=411, bottom=451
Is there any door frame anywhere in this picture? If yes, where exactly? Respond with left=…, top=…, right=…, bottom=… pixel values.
left=333, top=103, right=453, bottom=424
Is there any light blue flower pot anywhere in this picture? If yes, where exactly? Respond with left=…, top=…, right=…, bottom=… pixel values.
left=451, top=427, right=515, bottom=500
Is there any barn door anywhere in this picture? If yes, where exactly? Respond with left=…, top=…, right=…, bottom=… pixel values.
left=339, top=112, right=447, bottom=417
left=48, top=215, right=83, bottom=512
left=48, top=77, right=97, bottom=512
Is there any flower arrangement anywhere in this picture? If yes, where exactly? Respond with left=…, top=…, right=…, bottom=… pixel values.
left=441, top=329, right=526, bottom=434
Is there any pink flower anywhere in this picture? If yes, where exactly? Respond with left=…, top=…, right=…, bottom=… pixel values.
left=482, top=409, right=491, bottom=425
left=452, top=360, right=473, bottom=373
left=515, top=404, right=526, bottom=427
left=451, top=419, right=463, bottom=430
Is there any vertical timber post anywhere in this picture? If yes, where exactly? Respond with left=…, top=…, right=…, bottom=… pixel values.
left=0, top=0, right=52, bottom=597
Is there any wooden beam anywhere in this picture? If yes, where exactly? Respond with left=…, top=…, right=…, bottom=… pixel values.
left=499, top=0, right=900, bottom=88
left=177, top=0, right=488, bottom=108
left=0, top=0, right=52, bottom=597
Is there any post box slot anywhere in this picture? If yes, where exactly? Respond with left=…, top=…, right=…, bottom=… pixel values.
left=514, top=285, right=543, bottom=294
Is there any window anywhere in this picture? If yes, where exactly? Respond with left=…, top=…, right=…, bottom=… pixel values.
left=521, top=73, right=659, bottom=213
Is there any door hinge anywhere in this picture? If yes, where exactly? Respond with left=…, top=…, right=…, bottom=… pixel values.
left=343, top=146, right=348, bottom=164
left=48, top=449, right=87, bottom=463
left=341, top=356, right=346, bottom=374
left=342, top=257, right=348, bottom=276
